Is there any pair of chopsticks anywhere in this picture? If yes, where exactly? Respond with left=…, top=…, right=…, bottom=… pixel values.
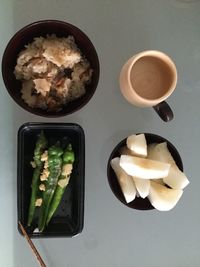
left=18, top=221, right=46, bottom=267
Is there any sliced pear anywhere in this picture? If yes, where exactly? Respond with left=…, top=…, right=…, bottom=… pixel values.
left=163, top=165, right=189, bottom=189
left=132, top=177, right=150, bottom=198
left=148, top=181, right=183, bottom=211
left=126, top=134, right=147, bottom=157
left=119, top=146, right=135, bottom=156
left=147, top=143, right=156, bottom=151
left=136, top=191, right=140, bottom=198
left=148, top=142, right=175, bottom=165
left=148, top=142, right=189, bottom=189
left=119, top=155, right=170, bottom=179
left=152, top=178, right=165, bottom=185
left=111, top=157, right=136, bottom=203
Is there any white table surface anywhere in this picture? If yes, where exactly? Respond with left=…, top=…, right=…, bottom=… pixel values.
left=1, top=0, right=200, bottom=266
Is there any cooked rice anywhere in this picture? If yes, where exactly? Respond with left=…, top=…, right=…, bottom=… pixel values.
left=14, top=34, right=92, bottom=111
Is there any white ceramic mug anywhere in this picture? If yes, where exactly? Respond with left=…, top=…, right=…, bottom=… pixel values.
left=119, top=50, right=177, bottom=122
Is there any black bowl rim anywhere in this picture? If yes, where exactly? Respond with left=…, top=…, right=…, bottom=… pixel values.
left=2, top=19, right=100, bottom=118
left=107, top=133, right=183, bottom=211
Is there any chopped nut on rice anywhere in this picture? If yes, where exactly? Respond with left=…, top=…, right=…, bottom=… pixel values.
left=21, top=80, right=37, bottom=108
left=33, top=79, right=51, bottom=96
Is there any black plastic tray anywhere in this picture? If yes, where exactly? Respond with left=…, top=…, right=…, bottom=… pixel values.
left=17, top=123, right=85, bottom=238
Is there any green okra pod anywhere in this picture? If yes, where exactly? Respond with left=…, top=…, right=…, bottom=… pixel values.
left=38, top=145, right=63, bottom=232
left=28, top=131, right=47, bottom=226
left=46, top=144, right=75, bottom=225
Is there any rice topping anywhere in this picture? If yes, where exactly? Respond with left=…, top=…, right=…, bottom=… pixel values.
left=14, top=34, right=92, bottom=111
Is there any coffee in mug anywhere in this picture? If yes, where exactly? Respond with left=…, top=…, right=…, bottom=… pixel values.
left=119, top=50, right=177, bottom=122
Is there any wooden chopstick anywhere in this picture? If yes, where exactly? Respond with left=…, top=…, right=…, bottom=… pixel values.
left=18, top=221, right=46, bottom=267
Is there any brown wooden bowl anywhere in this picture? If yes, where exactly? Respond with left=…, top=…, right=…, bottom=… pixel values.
left=107, top=133, right=183, bottom=210
left=2, top=20, right=100, bottom=117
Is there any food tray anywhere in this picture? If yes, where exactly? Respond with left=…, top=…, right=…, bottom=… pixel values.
left=17, top=122, right=85, bottom=238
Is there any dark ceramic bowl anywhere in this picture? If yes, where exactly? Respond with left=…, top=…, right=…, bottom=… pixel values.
left=2, top=20, right=100, bottom=117
left=107, top=133, right=183, bottom=210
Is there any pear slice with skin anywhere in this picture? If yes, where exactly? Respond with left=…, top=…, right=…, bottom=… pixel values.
left=164, top=165, right=189, bottom=189
left=148, top=142, right=175, bottom=165
left=152, top=178, right=165, bottom=186
left=148, top=181, right=183, bottom=211
left=132, top=177, right=150, bottom=198
left=147, top=143, right=156, bottom=152
left=119, top=155, right=170, bottom=179
left=148, top=142, right=189, bottom=189
left=119, top=146, right=135, bottom=156
left=126, top=134, right=147, bottom=157
left=111, top=157, right=136, bottom=203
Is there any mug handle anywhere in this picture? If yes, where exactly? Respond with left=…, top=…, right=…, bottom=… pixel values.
left=153, top=101, right=174, bottom=122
